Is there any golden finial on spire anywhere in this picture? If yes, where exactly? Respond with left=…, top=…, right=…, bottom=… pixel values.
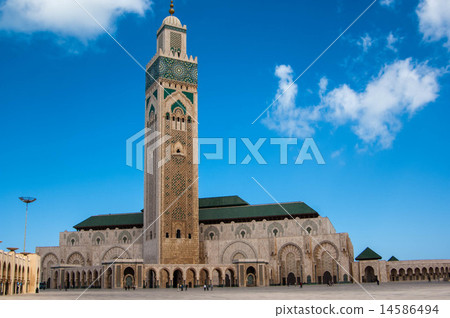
left=169, top=0, right=175, bottom=15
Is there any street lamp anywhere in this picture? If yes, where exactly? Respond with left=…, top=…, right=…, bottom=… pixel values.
left=19, top=197, right=36, bottom=253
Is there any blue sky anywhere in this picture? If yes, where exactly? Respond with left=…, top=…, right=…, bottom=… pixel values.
left=0, top=0, right=449, bottom=261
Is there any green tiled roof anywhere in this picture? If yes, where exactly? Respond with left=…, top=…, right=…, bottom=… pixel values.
left=199, top=201, right=318, bottom=223
left=74, top=212, right=143, bottom=230
left=388, top=256, right=399, bottom=261
left=199, top=196, right=249, bottom=209
left=355, top=247, right=382, bottom=261
left=73, top=197, right=319, bottom=230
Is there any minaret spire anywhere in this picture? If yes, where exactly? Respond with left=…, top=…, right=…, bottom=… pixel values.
left=169, top=0, right=175, bottom=15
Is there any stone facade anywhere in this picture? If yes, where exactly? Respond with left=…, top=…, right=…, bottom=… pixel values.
left=200, top=217, right=354, bottom=285
left=352, top=259, right=450, bottom=284
left=0, top=249, right=40, bottom=295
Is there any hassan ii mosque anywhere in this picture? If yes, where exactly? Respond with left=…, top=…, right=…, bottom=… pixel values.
left=34, top=2, right=450, bottom=290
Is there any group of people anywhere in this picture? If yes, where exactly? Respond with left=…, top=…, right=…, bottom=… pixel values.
left=177, top=284, right=188, bottom=291
left=124, top=285, right=136, bottom=290
left=203, top=284, right=213, bottom=291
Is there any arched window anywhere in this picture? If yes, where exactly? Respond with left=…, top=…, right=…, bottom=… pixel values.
left=71, top=239, right=75, bottom=246
left=188, top=233, right=191, bottom=239
left=306, top=227, right=312, bottom=234
left=209, top=232, right=215, bottom=240
left=96, top=238, right=101, bottom=245
left=123, top=236, right=128, bottom=244
left=166, top=113, right=170, bottom=120
left=273, top=229, right=278, bottom=237
left=166, top=232, right=169, bottom=238
left=240, top=230, right=246, bottom=238
left=176, top=229, right=181, bottom=239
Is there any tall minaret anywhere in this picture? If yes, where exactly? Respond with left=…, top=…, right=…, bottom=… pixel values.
left=143, top=1, right=199, bottom=264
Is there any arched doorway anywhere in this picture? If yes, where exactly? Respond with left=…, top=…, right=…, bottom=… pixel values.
left=390, top=269, right=397, bottom=281
left=364, top=266, right=376, bottom=283
left=279, top=244, right=302, bottom=286
left=123, top=267, right=135, bottom=288
left=287, top=272, right=296, bottom=285
left=160, top=269, right=170, bottom=288
left=173, top=269, right=183, bottom=288
left=186, top=268, right=196, bottom=288
left=105, top=268, right=112, bottom=288
left=323, top=271, right=332, bottom=285
left=212, top=269, right=222, bottom=286
left=225, top=269, right=235, bottom=287
left=70, top=272, right=75, bottom=288
left=65, top=272, right=70, bottom=289
left=93, top=270, right=100, bottom=288
left=246, top=266, right=256, bottom=287
left=314, top=242, right=338, bottom=285
left=53, top=271, right=59, bottom=289
left=199, top=269, right=209, bottom=285
left=148, top=269, right=157, bottom=288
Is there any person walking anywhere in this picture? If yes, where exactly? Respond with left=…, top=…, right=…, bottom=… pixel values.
left=203, top=284, right=206, bottom=291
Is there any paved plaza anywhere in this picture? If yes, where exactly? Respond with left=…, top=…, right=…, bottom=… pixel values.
left=3, top=282, right=449, bottom=300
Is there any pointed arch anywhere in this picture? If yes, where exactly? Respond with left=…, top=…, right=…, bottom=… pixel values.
left=102, top=246, right=131, bottom=261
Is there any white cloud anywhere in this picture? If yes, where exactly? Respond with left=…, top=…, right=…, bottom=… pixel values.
left=380, top=0, right=395, bottom=7
left=386, top=32, right=398, bottom=51
left=357, top=34, right=373, bottom=52
left=417, top=0, right=450, bottom=49
left=263, top=65, right=320, bottom=138
left=265, top=59, right=440, bottom=149
left=322, top=59, right=440, bottom=148
left=0, top=0, right=152, bottom=41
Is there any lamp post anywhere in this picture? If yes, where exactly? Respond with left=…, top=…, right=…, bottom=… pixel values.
left=19, top=197, right=36, bottom=253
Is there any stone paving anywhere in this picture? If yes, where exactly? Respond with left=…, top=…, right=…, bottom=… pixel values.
left=3, top=282, right=449, bottom=300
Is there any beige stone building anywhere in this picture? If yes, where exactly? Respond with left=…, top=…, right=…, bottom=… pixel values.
left=0, top=249, right=40, bottom=295
left=35, top=6, right=450, bottom=290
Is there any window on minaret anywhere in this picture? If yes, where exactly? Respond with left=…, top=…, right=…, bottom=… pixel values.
left=306, top=227, right=312, bottom=234
left=240, top=231, right=246, bottom=238
left=170, top=32, right=181, bottom=56
left=176, top=229, right=181, bottom=239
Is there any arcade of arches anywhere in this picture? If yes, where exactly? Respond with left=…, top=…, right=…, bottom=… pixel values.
left=0, top=250, right=40, bottom=296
